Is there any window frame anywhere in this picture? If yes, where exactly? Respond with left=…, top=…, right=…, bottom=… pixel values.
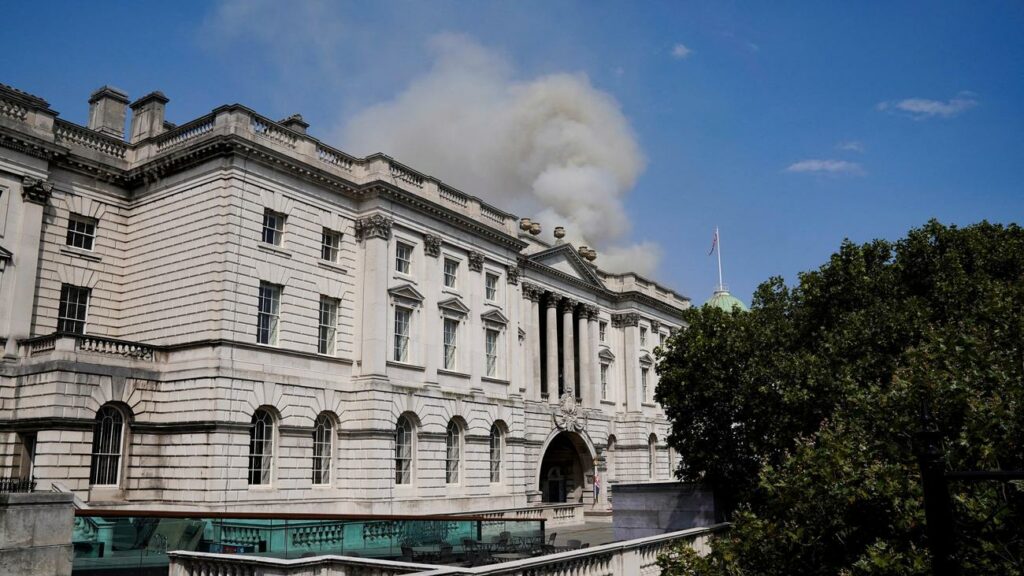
left=640, top=326, right=648, bottom=347
left=443, top=317, right=459, bottom=370
left=599, top=321, right=607, bottom=343
left=395, top=241, right=413, bottom=275
left=318, top=295, right=339, bottom=355
left=443, top=258, right=459, bottom=289
left=395, top=415, right=415, bottom=485
left=600, top=363, right=609, bottom=400
left=489, top=424, right=503, bottom=483
left=257, top=283, right=282, bottom=345
left=66, top=213, right=97, bottom=251
left=248, top=408, right=276, bottom=486
left=393, top=305, right=412, bottom=362
left=484, top=272, right=499, bottom=302
left=311, top=413, right=334, bottom=486
left=641, top=367, right=650, bottom=402
left=445, top=420, right=462, bottom=484
left=484, top=328, right=500, bottom=378
left=57, top=283, right=90, bottom=334
left=89, top=405, right=125, bottom=487
left=262, top=208, right=286, bottom=246
left=321, top=228, right=342, bottom=263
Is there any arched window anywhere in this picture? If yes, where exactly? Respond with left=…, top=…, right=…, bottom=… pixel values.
left=445, top=420, right=461, bottom=484
left=489, top=424, right=503, bottom=483
left=606, top=435, right=617, bottom=482
left=248, top=408, right=275, bottom=485
left=395, top=415, right=414, bottom=485
left=648, top=434, right=658, bottom=480
left=89, top=405, right=125, bottom=486
left=312, top=412, right=334, bottom=485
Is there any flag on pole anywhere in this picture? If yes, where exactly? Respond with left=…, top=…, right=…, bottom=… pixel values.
left=708, top=228, right=719, bottom=256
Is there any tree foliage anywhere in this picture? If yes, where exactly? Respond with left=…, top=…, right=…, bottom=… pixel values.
left=655, top=220, right=1024, bottom=574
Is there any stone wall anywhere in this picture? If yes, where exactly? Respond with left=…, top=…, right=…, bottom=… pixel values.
left=0, top=492, right=74, bottom=576
left=611, top=481, right=715, bottom=541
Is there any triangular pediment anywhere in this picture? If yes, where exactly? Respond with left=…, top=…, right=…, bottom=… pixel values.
left=527, top=244, right=605, bottom=289
left=0, top=245, right=11, bottom=261
left=598, top=347, right=616, bottom=362
left=639, top=352, right=655, bottom=366
left=438, top=297, right=470, bottom=316
left=481, top=308, right=509, bottom=325
left=388, top=283, right=424, bottom=304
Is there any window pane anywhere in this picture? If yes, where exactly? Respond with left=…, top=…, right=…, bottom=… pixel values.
left=485, top=329, right=498, bottom=377
left=446, top=421, right=460, bottom=484
left=396, top=417, right=413, bottom=485
left=321, top=229, right=341, bottom=262
left=318, top=296, right=338, bottom=355
left=443, top=259, right=458, bottom=288
left=489, top=425, right=502, bottom=483
left=394, top=307, right=410, bottom=362
left=257, top=284, right=281, bottom=345
left=57, top=284, right=90, bottom=334
left=485, top=273, right=498, bottom=301
left=89, top=406, right=123, bottom=485
left=248, top=409, right=274, bottom=485
left=443, top=318, right=457, bottom=370
left=262, top=209, right=285, bottom=246
left=312, top=414, right=333, bottom=485
left=66, top=214, right=96, bottom=251
left=395, top=242, right=412, bottom=274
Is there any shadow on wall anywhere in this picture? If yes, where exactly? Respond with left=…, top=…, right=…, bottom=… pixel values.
left=610, top=482, right=715, bottom=542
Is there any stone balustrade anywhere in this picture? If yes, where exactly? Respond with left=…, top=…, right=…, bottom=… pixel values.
left=469, top=503, right=583, bottom=528
left=54, top=119, right=129, bottom=159
left=167, top=524, right=726, bottom=576
left=20, top=332, right=159, bottom=361
left=155, top=114, right=216, bottom=151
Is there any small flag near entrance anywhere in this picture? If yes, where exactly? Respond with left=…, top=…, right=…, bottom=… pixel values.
left=594, top=471, right=601, bottom=500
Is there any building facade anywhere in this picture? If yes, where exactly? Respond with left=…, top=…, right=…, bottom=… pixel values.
left=0, top=83, right=688, bottom=515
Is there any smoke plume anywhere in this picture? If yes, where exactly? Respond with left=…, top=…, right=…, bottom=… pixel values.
left=342, top=34, right=658, bottom=275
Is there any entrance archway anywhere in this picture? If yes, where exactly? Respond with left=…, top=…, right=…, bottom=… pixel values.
left=538, top=431, right=595, bottom=503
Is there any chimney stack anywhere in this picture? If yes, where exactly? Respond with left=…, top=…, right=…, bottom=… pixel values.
left=87, top=86, right=129, bottom=138
left=279, top=114, right=309, bottom=135
left=129, top=91, right=169, bottom=143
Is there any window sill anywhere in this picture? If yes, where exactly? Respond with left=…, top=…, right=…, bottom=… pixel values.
left=438, top=368, right=470, bottom=379
left=60, top=246, right=101, bottom=262
left=247, top=484, right=276, bottom=491
left=600, top=399, right=616, bottom=406
left=387, top=360, right=425, bottom=372
left=258, top=243, right=292, bottom=258
left=483, top=301, right=501, bottom=309
left=481, top=376, right=509, bottom=385
left=441, top=287, right=461, bottom=297
left=642, top=402, right=658, bottom=408
left=317, top=260, right=347, bottom=274
left=392, top=272, right=417, bottom=284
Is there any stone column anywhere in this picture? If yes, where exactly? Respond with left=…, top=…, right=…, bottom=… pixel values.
left=577, top=304, right=590, bottom=407
left=522, top=283, right=542, bottom=401
left=545, top=293, right=560, bottom=405
left=4, top=177, right=51, bottom=357
left=423, top=234, right=442, bottom=386
left=355, top=214, right=393, bottom=376
left=615, top=312, right=642, bottom=412
left=586, top=305, right=601, bottom=408
left=561, top=297, right=577, bottom=399
left=506, top=267, right=522, bottom=397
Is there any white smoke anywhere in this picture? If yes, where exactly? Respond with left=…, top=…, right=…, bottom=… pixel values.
left=341, top=34, right=658, bottom=275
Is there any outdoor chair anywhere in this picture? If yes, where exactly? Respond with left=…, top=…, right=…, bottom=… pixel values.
left=567, top=539, right=582, bottom=550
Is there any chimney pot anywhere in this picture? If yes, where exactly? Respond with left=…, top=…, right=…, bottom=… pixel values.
left=87, top=86, right=129, bottom=138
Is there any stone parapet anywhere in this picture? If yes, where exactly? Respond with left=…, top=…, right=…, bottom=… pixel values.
left=0, top=492, right=75, bottom=576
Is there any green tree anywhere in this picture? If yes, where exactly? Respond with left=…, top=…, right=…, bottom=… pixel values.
left=655, top=221, right=1024, bottom=575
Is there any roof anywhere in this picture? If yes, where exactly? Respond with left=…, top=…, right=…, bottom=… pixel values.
left=704, top=289, right=748, bottom=313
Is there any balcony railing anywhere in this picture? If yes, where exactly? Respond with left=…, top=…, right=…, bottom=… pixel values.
left=20, top=333, right=159, bottom=361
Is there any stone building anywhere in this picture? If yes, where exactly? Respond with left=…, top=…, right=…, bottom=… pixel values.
left=0, top=83, right=688, bottom=515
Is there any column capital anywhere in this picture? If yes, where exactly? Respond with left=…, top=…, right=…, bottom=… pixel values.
left=354, top=214, right=393, bottom=241
left=506, top=263, right=520, bottom=285
left=543, top=292, right=561, bottom=308
left=561, top=296, right=579, bottom=310
left=21, top=176, right=53, bottom=205
left=423, top=233, right=441, bottom=257
left=468, top=250, right=484, bottom=272
left=522, top=282, right=543, bottom=301
left=611, top=312, right=639, bottom=328
left=583, top=304, right=601, bottom=319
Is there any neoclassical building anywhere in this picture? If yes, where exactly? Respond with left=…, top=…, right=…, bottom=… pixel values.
left=0, top=83, right=688, bottom=515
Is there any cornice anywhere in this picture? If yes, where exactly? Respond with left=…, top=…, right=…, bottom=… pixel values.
left=0, top=126, right=64, bottom=161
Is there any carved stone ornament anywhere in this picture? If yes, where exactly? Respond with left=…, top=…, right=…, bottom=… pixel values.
left=521, top=282, right=543, bottom=301
left=21, top=176, right=53, bottom=205
left=553, top=392, right=587, bottom=432
left=505, top=263, right=520, bottom=285
left=468, top=251, right=484, bottom=272
left=561, top=297, right=579, bottom=310
left=354, top=214, right=393, bottom=241
left=423, top=234, right=441, bottom=257
left=650, top=319, right=662, bottom=334
left=584, top=304, right=601, bottom=319
left=611, top=312, right=640, bottom=328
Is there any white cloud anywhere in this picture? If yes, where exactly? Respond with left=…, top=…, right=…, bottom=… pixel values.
left=671, top=44, right=692, bottom=59
left=836, top=140, right=865, bottom=153
left=877, top=92, right=978, bottom=119
left=785, top=159, right=865, bottom=176
left=342, top=34, right=659, bottom=275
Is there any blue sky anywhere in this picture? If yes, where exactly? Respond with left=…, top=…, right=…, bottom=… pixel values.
left=4, top=1, right=1022, bottom=304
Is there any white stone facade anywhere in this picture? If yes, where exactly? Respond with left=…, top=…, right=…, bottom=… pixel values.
left=0, top=83, right=689, bottom=514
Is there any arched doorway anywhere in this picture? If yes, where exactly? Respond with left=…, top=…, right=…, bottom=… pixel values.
left=538, top=431, right=595, bottom=503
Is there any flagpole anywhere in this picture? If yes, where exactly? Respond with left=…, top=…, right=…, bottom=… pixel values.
left=716, top=226, right=724, bottom=291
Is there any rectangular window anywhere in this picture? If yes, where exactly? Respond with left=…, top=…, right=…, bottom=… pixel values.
left=318, top=296, right=338, bottom=355
left=394, top=306, right=411, bottom=362
left=640, top=326, right=648, bottom=347
left=57, top=284, right=90, bottom=334
left=601, top=364, right=609, bottom=400
left=443, top=258, right=459, bottom=288
left=641, top=367, right=650, bottom=401
left=443, top=317, right=458, bottom=370
left=485, top=329, right=499, bottom=378
left=321, top=228, right=342, bottom=262
left=66, top=213, right=96, bottom=251
left=257, top=283, right=281, bottom=345
left=660, top=333, right=666, bottom=347
left=262, top=209, right=286, bottom=246
left=599, top=321, right=607, bottom=342
left=485, top=273, right=499, bottom=301
left=395, top=242, right=413, bottom=274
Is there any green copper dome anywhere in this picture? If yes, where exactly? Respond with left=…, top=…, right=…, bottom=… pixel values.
left=705, top=289, right=748, bottom=313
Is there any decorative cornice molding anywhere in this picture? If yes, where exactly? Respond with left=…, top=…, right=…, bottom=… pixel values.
left=354, top=214, right=393, bottom=241
left=21, top=176, right=53, bottom=205
left=468, top=251, right=484, bottom=272
left=423, top=233, right=442, bottom=257
left=611, top=312, right=640, bottom=328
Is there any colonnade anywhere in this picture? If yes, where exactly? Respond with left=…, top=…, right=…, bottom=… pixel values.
left=521, top=282, right=603, bottom=408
